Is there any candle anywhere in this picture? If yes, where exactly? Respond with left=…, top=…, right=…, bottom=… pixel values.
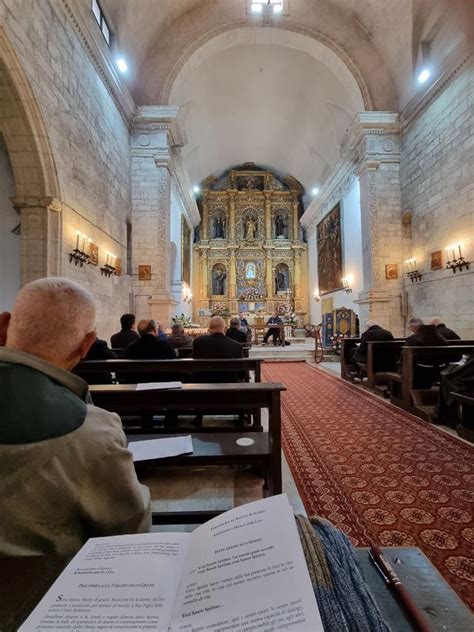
left=452, top=249, right=455, bottom=261
left=106, top=253, right=109, bottom=266
left=88, top=238, right=92, bottom=255
left=75, top=231, right=80, bottom=250
left=458, top=244, right=462, bottom=258
left=82, top=235, right=86, bottom=252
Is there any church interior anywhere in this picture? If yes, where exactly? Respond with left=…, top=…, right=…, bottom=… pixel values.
left=0, top=0, right=473, bottom=629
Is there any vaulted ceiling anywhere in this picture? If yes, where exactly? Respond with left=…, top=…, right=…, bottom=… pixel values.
left=102, top=0, right=472, bottom=199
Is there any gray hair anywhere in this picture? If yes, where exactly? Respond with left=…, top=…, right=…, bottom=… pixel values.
left=408, top=317, right=424, bottom=326
left=171, top=323, right=184, bottom=334
left=229, top=317, right=240, bottom=328
left=7, top=277, right=95, bottom=361
left=366, top=320, right=379, bottom=329
left=430, top=318, right=442, bottom=327
left=138, top=319, right=157, bottom=336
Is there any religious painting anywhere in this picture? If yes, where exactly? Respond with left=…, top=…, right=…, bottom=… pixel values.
left=431, top=250, right=442, bottom=270
left=88, top=241, right=99, bottom=266
left=236, top=174, right=264, bottom=191
left=181, top=216, right=191, bottom=285
left=114, top=257, right=122, bottom=276
left=317, top=203, right=343, bottom=294
left=245, top=262, right=256, bottom=279
left=138, top=265, right=151, bottom=281
left=385, top=263, right=398, bottom=280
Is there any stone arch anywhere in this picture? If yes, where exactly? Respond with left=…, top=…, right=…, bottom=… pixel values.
left=0, top=27, right=61, bottom=285
left=163, top=25, right=370, bottom=111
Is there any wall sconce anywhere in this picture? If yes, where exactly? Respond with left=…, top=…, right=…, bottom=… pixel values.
left=101, top=253, right=116, bottom=277
left=313, top=290, right=320, bottom=302
left=405, top=258, right=423, bottom=282
left=69, top=231, right=90, bottom=267
left=341, top=275, right=353, bottom=293
left=445, top=244, right=470, bottom=273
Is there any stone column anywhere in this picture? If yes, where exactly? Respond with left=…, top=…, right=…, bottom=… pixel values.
left=12, top=196, right=62, bottom=285
left=131, top=107, right=186, bottom=324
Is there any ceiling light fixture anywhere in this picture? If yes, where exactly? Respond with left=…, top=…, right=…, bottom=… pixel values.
left=312, top=187, right=320, bottom=196
left=116, top=58, right=128, bottom=73
left=417, top=68, right=430, bottom=84
left=193, top=185, right=201, bottom=194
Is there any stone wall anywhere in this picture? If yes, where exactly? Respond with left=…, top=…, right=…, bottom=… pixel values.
left=0, top=134, right=18, bottom=310
left=400, top=65, right=474, bottom=337
left=0, top=0, right=132, bottom=340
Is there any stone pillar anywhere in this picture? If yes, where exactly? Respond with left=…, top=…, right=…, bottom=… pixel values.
left=131, top=107, right=187, bottom=324
left=12, top=196, right=62, bottom=285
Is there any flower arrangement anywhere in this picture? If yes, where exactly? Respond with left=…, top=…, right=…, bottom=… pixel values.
left=329, top=333, right=349, bottom=354
left=171, top=313, right=193, bottom=326
left=277, top=301, right=291, bottom=316
left=239, top=287, right=264, bottom=301
left=211, top=302, right=231, bottom=318
left=286, top=312, right=298, bottom=327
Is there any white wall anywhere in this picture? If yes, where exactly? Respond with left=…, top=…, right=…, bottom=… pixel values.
left=170, top=188, right=193, bottom=321
left=308, top=180, right=363, bottom=326
left=0, top=136, right=19, bottom=311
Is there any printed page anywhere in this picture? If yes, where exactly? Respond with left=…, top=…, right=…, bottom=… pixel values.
left=19, top=532, right=190, bottom=632
left=128, top=436, right=193, bottom=462
left=136, top=382, right=182, bottom=391
left=169, top=494, right=323, bottom=632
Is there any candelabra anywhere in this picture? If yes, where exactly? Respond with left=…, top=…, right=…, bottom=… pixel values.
left=69, top=248, right=90, bottom=267
left=445, top=245, right=469, bottom=273
left=341, top=276, right=352, bottom=293
left=100, top=263, right=116, bottom=278
left=406, top=269, right=423, bottom=283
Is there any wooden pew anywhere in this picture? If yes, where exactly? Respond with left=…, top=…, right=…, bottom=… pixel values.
left=451, top=392, right=474, bottom=442
left=340, top=338, right=361, bottom=380
left=386, top=345, right=474, bottom=418
left=365, top=340, right=405, bottom=390
left=89, top=382, right=285, bottom=522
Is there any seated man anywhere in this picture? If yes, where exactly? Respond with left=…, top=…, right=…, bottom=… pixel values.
left=263, top=312, right=283, bottom=346
left=226, top=316, right=248, bottom=344
left=193, top=316, right=244, bottom=382
left=111, top=313, right=139, bottom=350
left=405, top=317, right=423, bottom=341
left=125, top=319, right=176, bottom=360
left=404, top=322, right=451, bottom=388
left=348, top=320, right=394, bottom=376
left=169, top=323, right=193, bottom=350
left=83, top=337, right=117, bottom=384
left=430, top=317, right=461, bottom=341
left=0, top=278, right=150, bottom=555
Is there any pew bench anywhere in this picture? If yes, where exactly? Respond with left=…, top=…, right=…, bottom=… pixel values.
left=451, top=392, right=474, bottom=442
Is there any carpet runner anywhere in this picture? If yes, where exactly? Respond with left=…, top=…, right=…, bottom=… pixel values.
left=262, top=362, right=474, bottom=609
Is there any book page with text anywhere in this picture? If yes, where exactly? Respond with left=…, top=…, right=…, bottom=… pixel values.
left=19, top=532, right=190, bottom=632
left=169, top=495, right=323, bottom=632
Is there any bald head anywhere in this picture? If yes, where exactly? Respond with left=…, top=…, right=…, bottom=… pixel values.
left=430, top=318, right=442, bottom=327
left=366, top=320, right=378, bottom=329
left=137, top=319, right=157, bottom=336
left=209, top=316, right=225, bottom=334
left=6, top=277, right=96, bottom=369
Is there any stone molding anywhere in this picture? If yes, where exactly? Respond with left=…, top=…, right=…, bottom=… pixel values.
left=10, top=196, right=63, bottom=213
left=132, top=106, right=186, bottom=148
left=59, top=0, right=135, bottom=124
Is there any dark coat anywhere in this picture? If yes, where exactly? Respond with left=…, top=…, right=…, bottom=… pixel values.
left=436, top=324, right=461, bottom=341
left=405, top=325, right=449, bottom=348
left=123, top=334, right=177, bottom=383
left=83, top=338, right=117, bottom=384
left=111, top=329, right=139, bottom=350
left=192, top=332, right=243, bottom=382
left=226, top=327, right=248, bottom=344
left=353, top=325, right=394, bottom=363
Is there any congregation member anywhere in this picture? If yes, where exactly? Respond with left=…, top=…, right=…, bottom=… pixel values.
left=125, top=319, right=176, bottom=360
left=263, top=311, right=283, bottom=346
left=110, top=313, right=139, bottom=349
left=169, top=323, right=193, bottom=349
left=193, top=315, right=243, bottom=382
left=404, top=321, right=451, bottom=388
left=348, top=320, right=394, bottom=377
left=430, top=317, right=461, bottom=340
left=226, top=316, right=248, bottom=344
left=0, top=278, right=150, bottom=555
left=83, top=337, right=117, bottom=384
left=406, top=317, right=423, bottom=336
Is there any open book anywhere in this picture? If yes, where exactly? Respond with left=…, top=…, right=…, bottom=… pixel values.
left=20, top=495, right=323, bottom=632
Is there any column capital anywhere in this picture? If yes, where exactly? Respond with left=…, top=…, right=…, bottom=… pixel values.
left=10, top=196, right=62, bottom=212
left=132, top=105, right=186, bottom=148
left=341, top=112, right=401, bottom=167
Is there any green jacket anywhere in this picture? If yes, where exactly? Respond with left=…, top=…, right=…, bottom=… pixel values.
left=0, top=348, right=150, bottom=555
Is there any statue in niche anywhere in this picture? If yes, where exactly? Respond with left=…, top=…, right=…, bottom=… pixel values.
left=213, top=269, right=227, bottom=295
left=213, top=216, right=226, bottom=239
left=275, top=268, right=287, bottom=293
left=245, top=217, right=257, bottom=240
left=274, top=214, right=287, bottom=238
left=245, top=262, right=256, bottom=279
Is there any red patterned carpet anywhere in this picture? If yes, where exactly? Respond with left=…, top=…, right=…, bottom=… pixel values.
left=262, top=362, right=474, bottom=608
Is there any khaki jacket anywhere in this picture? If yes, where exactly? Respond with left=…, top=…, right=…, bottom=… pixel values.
left=0, top=348, right=151, bottom=555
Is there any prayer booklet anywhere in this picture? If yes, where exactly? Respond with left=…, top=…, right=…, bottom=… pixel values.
left=136, top=381, right=183, bottom=391
left=19, top=495, right=323, bottom=632
left=128, top=436, right=193, bottom=462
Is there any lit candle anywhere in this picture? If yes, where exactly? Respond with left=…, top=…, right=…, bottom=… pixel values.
left=458, top=244, right=462, bottom=258
left=445, top=248, right=451, bottom=261
left=75, top=231, right=80, bottom=250
left=452, top=248, right=455, bottom=261
left=412, top=259, right=416, bottom=271
left=82, top=235, right=86, bottom=252
left=106, top=253, right=109, bottom=266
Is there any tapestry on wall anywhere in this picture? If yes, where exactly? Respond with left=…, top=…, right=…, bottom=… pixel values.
left=317, top=203, right=343, bottom=294
left=181, top=217, right=191, bottom=286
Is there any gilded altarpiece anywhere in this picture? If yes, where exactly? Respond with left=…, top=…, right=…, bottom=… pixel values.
left=193, top=164, right=308, bottom=322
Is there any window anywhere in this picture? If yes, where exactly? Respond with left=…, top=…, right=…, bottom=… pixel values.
left=248, top=0, right=284, bottom=14
left=91, top=0, right=111, bottom=46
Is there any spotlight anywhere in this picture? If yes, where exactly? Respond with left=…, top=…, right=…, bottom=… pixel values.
left=116, top=58, right=128, bottom=73
left=312, top=187, right=319, bottom=196
left=417, top=68, right=430, bottom=84
left=193, top=185, right=201, bottom=194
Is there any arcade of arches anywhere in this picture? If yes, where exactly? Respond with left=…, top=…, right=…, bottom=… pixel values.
left=0, top=0, right=473, bottom=617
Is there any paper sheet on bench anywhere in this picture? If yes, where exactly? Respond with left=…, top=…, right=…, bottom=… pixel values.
left=128, top=436, right=193, bottom=462
left=136, top=381, right=182, bottom=391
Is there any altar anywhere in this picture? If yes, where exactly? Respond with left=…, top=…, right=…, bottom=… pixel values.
left=193, top=163, right=308, bottom=325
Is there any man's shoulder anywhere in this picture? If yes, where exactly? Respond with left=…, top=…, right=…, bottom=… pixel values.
left=79, top=405, right=125, bottom=448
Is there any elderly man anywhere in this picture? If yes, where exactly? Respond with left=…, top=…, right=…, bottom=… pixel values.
left=348, top=320, right=394, bottom=377
left=226, top=316, right=248, bottom=344
left=169, top=323, right=193, bottom=350
left=125, top=319, right=176, bottom=360
left=193, top=316, right=243, bottom=382
left=0, top=278, right=150, bottom=556
left=430, top=317, right=461, bottom=341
